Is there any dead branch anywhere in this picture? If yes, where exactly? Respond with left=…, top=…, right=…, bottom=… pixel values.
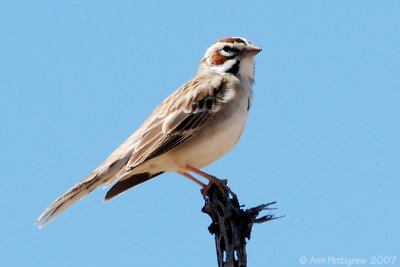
left=201, top=179, right=279, bottom=267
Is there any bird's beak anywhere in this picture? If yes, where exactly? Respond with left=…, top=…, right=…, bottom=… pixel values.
left=243, top=45, right=262, bottom=57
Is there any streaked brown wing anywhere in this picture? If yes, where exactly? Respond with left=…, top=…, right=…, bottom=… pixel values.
left=124, top=74, right=229, bottom=170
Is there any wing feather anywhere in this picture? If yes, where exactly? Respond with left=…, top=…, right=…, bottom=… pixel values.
left=123, top=74, right=230, bottom=171
left=36, top=73, right=237, bottom=227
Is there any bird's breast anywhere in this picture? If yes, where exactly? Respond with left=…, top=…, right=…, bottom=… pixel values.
left=137, top=81, right=253, bottom=174
left=170, top=95, right=250, bottom=171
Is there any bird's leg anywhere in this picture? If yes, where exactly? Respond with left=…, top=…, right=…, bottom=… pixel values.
left=180, top=172, right=207, bottom=187
left=185, top=164, right=218, bottom=182
left=185, top=164, right=237, bottom=200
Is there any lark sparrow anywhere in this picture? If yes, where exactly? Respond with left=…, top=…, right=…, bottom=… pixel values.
left=36, top=37, right=262, bottom=227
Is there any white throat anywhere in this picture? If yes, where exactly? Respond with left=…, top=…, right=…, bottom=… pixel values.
left=238, top=58, right=255, bottom=84
left=199, top=57, right=255, bottom=83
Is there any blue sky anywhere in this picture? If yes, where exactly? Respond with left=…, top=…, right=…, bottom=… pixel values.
left=1, top=1, right=399, bottom=266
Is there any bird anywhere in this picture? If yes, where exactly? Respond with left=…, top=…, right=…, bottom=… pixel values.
left=36, top=37, right=262, bottom=228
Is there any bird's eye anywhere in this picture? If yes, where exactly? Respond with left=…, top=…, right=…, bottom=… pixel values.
left=222, top=46, right=232, bottom=52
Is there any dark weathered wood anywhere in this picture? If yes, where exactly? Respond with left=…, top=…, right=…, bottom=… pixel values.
left=201, top=179, right=279, bottom=267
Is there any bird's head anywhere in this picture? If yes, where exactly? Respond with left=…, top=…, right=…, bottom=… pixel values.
left=199, top=37, right=262, bottom=82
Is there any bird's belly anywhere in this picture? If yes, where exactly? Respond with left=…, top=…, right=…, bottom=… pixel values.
left=169, top=109, right=248, bottom=171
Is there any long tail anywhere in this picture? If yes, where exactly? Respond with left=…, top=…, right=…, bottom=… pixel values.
left=35, top=173, right=103, bottom=228
left=36, top=170, right=164, bottom=228
left=104, top=172, right=163, bottom=201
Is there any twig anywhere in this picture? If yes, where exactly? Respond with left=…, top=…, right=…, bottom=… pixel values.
left=201, top=179, right=280, bottom=267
